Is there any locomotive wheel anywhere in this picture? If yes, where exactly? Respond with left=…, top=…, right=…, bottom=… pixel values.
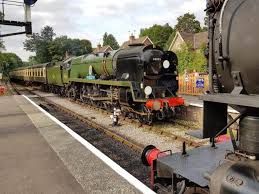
left=79, top=85, right=87, bottom=102
left=142, top=115, right=152, bottom=125
left=139, top=106, right=153, bottom=125
left=138, top=115, right=144, bottom=123
left=68, top=88, right=77, bottom=101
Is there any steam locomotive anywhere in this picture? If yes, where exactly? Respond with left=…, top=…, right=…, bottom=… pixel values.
left=141, top=0, right=259, bottom=193
left=10, top=45, right=184, bottom=124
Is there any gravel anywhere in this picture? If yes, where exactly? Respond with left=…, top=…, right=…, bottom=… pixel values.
left=34, top=90, right=208, bottom=152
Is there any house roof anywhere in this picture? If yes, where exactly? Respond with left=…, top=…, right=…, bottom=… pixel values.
left=121, top=36, right=153, bottom=49
left=169, top=31, right=208, bottom=51
left=93, top=45, right=113, bottom=54
left=193, top=31, right=208, bottom=49
left=179, top=32, right=194, bottom=45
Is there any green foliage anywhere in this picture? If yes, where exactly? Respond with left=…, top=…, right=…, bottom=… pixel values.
left=0, top=39, right=5, bottom=51
left=175, top=13, right=202, bottom=33
left=140, top=23, right=173, bottom=49
left=0, top=53, right=23, bottom=75
left=48, top=36, right=92, bottom=62
left=24, top=26, right=92, bottom=63
left=103, top=32, right=119, bottom=50
left=176, top=44, right=207, bottom=74
left=24, top=26, right=54, bottom=63
left=27, top=56, right=38, bottom=65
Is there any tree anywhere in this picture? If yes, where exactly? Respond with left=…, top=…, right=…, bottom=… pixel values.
left=27, top=56, right=38, bottom=65
left=176, top=44, right=207, bottom=74
left=0, top=39, right=5, bottom=51
left=103, top=33, right=119, bottom=50
left=41, top=25, right=56, bottom=41
left=48, top=36, right=92, bottom=62
left=175, top=13, right=202, bottom=33
left=140, top=23, right=173, bottom=49
left=24, top=26, right=92, bottom=63
left=24, top=25, right=55, bottom=63
left=0, top=53, right=23, bottom=74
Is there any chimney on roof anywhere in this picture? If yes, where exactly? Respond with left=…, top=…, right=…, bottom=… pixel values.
left=97, top=43, right=101, bottom=51
left=129, top=33, right=135, bottom=44
left=64, top=51, right=70, bottom=60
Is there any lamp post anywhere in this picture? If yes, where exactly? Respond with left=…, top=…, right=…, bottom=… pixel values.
left=24, top=0, right=38, bottom=6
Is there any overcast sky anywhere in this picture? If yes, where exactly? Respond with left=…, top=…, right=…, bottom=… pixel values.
left=1, top=0, right=206, bottom=61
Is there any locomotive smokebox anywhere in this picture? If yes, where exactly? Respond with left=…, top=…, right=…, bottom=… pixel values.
left=213, top=0, right=259, bottom=96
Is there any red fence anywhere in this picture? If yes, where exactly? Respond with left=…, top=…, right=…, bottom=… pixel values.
left=178, top=73, right=209, bottom=96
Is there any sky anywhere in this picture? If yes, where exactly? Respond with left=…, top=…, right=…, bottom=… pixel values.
left=1, top=0, right=206, bottom=61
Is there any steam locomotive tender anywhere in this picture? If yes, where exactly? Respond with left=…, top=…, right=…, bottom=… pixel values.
left=141, top=1, right=259, bottom=193
left=10, top=45, right=184, bottom=124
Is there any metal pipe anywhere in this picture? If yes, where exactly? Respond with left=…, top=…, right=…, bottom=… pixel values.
left=0, top=31, right=26, bottom=37
left=218, top=0, right=230, bottom=60
left=214, top=113, right=244, bottom=138
left=178, top=181, right=186, bottom=194
left=208, top=15, right=215, bottom=93
left=219, top=0, right=230, bottom=35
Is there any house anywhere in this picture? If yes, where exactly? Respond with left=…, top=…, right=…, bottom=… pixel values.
left=168, top=31, right=208, bottom=52
left=93, top=44, right=113, bottom=54
left=120, top=34, right=153, bottom=49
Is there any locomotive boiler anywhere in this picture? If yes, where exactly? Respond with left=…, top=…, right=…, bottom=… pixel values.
left=141, top=0, right=259, bottom=193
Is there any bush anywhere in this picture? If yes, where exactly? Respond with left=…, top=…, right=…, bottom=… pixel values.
left=176, top=43, right=207, bottom=74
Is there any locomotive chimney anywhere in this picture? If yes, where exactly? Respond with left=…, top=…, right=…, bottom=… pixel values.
left=97, top=43, right=102, bottom=51
left=129, top=33, right=135, bottom=44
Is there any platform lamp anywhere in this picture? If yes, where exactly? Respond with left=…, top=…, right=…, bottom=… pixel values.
left=24, top=0, right=38, bottom=36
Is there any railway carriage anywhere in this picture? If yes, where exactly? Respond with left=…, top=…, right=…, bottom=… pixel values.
left=9, top=63, right=49, bottom=84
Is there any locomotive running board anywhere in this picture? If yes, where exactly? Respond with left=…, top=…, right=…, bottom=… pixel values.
left=155, top=141, right=233, bottom=187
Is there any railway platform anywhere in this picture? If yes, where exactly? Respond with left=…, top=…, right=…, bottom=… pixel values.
left=181, top=94, right=238, bottom=113
left=0, top=95, right=151, bottom=194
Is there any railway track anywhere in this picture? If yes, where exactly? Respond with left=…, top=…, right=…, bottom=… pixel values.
left=12, top=83, right=207, bottom=148
left=11, top=83, right=150, bottom=185
left=73, top=100, right=205, bottom=148
left=13, top=85, right=208, bottom=147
